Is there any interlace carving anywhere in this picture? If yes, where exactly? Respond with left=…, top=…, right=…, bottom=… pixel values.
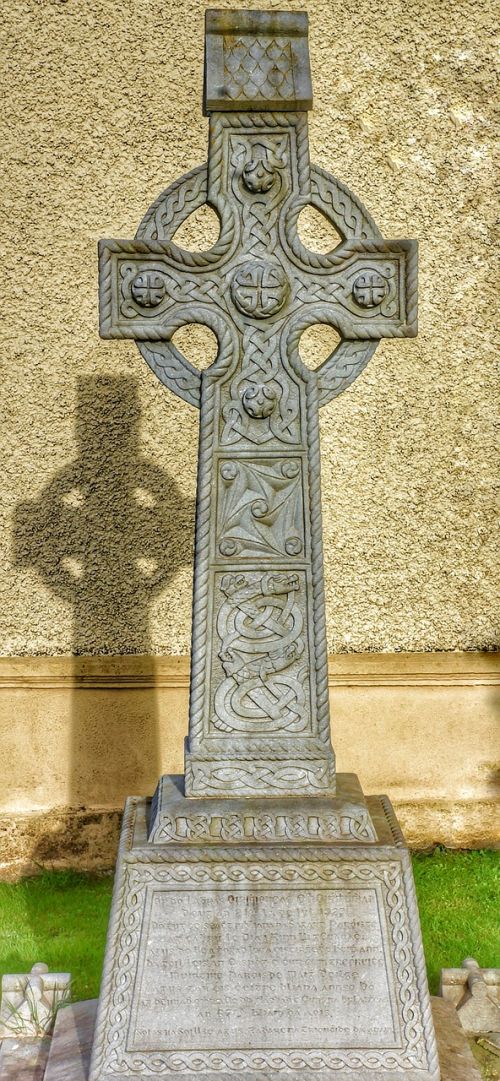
left=213, top=571, right=307, bottom=735
left=151, top=808, right=376, bottom=844
left=98, top=40, right=417, bottom=798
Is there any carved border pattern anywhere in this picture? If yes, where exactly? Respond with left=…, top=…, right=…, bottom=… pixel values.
left=185, top=760, right=334, bottom=796
left=150, top=808, right=376, bottom=843
left=94, top=857, right=434, bottom=1076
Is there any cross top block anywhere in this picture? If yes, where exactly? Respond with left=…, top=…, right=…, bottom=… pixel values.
left=98, top=8, right=417, bottom=798
left=204, top=9, right=313, bottom=113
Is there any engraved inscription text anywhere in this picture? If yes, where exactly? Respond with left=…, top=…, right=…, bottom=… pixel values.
left=130, top=886, right=398, bottom=1051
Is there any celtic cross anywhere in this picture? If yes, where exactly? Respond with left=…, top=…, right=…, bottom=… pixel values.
left=98, top=9, right=417, bottom=799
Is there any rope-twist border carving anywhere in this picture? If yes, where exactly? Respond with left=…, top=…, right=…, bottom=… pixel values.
left=92, top=841, right=437, bottom=1077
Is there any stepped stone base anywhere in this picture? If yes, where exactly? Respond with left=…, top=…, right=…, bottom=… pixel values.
left=87, top=775, right=440, bottom=1080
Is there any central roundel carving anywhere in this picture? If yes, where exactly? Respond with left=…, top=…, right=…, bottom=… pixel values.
left=231, top=260, right=289, bottom=319
left=131, top=271, right=166, bottom=308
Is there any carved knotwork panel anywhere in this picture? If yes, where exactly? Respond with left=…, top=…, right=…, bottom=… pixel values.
left=218, top=327, right=304, bottom=449
left=151, top=807, right=376, bottom=844
left=209, top=570, right=311, bottom=739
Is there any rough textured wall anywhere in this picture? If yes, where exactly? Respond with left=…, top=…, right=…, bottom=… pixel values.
left=1, top=0, right=498, bottom=655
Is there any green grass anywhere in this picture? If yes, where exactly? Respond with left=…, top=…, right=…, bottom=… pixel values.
left=0, top=850, right=497, bottom=1001
left=0, top=871, right=113, bottom=1001
left=413, top=848, right=499, bottom=993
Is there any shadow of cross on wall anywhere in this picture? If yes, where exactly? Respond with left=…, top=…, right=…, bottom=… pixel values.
left=13, top=375, right=194, bottom=816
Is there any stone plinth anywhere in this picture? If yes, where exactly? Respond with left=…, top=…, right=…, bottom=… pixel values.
left=89, top=781, right=439, bottom=1080
left=148, top=772, right=377, bottom=843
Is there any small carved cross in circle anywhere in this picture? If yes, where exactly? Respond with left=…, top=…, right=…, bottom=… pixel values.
left=131, top=272, right=166, bottom=308
left=231, top=260, right=289, bottom=318
left=352, top=271, right=388, bottom=308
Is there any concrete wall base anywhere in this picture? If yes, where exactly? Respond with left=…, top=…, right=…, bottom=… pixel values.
left=1, top=651, right=498, bottom=877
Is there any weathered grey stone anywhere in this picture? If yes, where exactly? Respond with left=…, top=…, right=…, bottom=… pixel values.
left=440, top=958, right=500, bottom=1036
left=148, top=771, right=377, bottom=843
left=44, top=1000, right=96, bottom=1081
left=89, top=794, right=439, bottom=1080
left=204, top=10, right=314, bottom=113
left=91, top=8, right=433, bottom=1080
left=0, top=963, right=71, bottom=1039
left=98, top=7, right=417, bottom=800
left=0, top=1036, right=51, bottom=1081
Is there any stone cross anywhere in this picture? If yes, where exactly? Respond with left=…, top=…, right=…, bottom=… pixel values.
left=99, top=8, right=417, bottom=799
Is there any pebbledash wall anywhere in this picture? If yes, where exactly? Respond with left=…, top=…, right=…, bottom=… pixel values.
left=0, top=0, right=498, bottom=874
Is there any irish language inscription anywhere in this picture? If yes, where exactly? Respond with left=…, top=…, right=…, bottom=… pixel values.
left=130, top=885, right=398, bottom=1051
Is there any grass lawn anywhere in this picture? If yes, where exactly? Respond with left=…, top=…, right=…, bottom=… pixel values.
left=412, top=848, right=499, bottom=992
left=0, top=849, right=497, bottom=1002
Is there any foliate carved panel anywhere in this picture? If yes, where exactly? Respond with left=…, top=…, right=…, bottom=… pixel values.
left=210, top=570, right=311, bottom=737
left=216, top=457, right=306, bottom=561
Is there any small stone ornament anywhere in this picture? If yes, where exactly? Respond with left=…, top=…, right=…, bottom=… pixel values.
left=0, top=963, right=71, bottom=1038
left=440, top=958, right=500, bottom=1036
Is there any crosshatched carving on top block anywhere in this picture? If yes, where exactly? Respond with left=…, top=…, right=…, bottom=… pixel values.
left=204, top=11, right=313, bottom=113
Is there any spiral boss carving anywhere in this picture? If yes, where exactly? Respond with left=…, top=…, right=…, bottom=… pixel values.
left=98, top=9, right=417, bottom=798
